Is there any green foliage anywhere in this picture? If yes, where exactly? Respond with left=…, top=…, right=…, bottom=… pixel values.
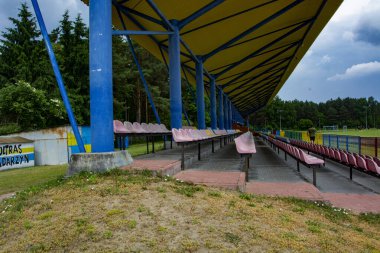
left=253, top=96, right=380, bottom=130
left=298, top=118, right=314, bottom=130
left=0, top=80, right=65, bottom=129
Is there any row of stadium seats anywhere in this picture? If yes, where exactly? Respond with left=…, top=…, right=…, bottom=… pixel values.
left=113, top=120, right=171, bottom=134
left=172, top=128, right=241, bottom=170
left=291, top=140, right=380, bottom=176
left=262, top=134, right=324, bottom=186
left=172, top=128, right=239, bottom=142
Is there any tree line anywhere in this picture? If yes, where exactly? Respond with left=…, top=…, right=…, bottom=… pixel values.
left=251, top=96, right=380, bottom=130
left=0, top=3, right=205, bottom=135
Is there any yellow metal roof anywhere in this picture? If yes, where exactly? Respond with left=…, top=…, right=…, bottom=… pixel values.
left=84, top=0, right=342, bottom=115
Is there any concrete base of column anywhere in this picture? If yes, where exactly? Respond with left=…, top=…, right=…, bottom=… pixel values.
left=67, top=150, right=133, bottom=176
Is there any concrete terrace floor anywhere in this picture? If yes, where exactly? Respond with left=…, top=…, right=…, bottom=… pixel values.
left=122, top=136, right=380, bottom=213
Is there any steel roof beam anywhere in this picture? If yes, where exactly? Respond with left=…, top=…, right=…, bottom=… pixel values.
left=158, top=0, right=276, bottom=44
left=233, top=79, right=279, bottom=103
left=231, top=78, right=280, bottom=105
left=178, top=0, right=225, bottom=30
left=216, top=56, right=291, bottom=82
left=203, top=0, right=304, bottom=61
left=220, top=40, right=300, bottom=87
left=116, top=5, right=164, bottom=26
left=214, top=21, right=309, bottom=79
left=145, top=0, right=175, bottom=31
left=242, top=105, right=266, bottom=117
left=224, top=58, right=289, bottom=94
left=236, top=86, right=277, bottom=108
left=223, top=19, right=313, bottom=51
left=226, top=58, right=289, bottom=94
left=209, top=39, right=305, bottom=73
left=112, top=30, right=173, bottom=35
left=228, top=67, right=287, bottom=98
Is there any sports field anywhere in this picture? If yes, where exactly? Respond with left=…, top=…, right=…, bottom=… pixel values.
left=322, top=129, right=380, bottom=137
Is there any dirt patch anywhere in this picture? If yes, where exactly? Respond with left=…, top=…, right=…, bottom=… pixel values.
left=0, top=192, right=15, bottom=202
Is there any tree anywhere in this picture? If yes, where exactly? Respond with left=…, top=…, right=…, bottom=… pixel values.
left=298, top=119, right=314, bottom=130
left=0, top=3, right=53, bottom=90
left=0, top=80, right=65, bottom=130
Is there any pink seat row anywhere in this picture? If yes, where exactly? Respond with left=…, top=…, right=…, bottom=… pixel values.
left=172, top=128, right=240, bottom=143
left=113, top=120, right=171, bottom=134
left=291, top=140, right=380, bottom=175
left=269, top=137, right=324, bottom=166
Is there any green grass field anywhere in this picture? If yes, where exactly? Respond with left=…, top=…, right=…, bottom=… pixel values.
left=321, top=128, right=380, bottom=137
left=0, top=142, right=165, bottom=195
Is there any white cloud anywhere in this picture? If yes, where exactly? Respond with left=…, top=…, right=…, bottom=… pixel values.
left=342, top=31, right=354, bottom=41
left=321, top=55, right=331, bottom=64
left=328, top=61, right=380, bottom=80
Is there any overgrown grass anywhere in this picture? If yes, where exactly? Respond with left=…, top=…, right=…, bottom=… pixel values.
left=0, top=170, right=379, bottom=252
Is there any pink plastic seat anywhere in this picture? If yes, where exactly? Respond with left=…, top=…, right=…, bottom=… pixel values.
left=347, top=154, right=357, bottom=168
left=299, top=150, right=324, bottom=165
left=159, top=124, right=171, bottom=133
left=141, top=123, right=150, bottom=132
left=339, top=150, right=348, bottom=164
left=333, top=150, right=341, bottom=161
left=124, top=121, right=135, bottom=133
left=374, top=157, right=380, bottom=166
left=234, top=132, right=256, bottom=154
left=131, top=122, right=147, bottom=133
left=365, top=159, right=380, bottom=175
left=354, top=154, right=367, bottom=171
left=113, top=120, right=129, bottom=133
left=172, top=129, right=192, bottom=142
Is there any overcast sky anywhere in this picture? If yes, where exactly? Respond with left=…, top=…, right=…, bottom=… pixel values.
left=1, top=0, right=379, bottom=103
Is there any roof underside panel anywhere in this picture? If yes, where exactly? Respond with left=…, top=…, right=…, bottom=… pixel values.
left=82, top=0, right=342, bottom=116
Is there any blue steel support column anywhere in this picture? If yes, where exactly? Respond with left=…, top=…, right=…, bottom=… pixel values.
left=224, top=95, right=228, bottom=129
left=196, top=59, right=206, bottom=129
left=218, top=88, right=224, bottom=129
left=89, top=0, right=113, bottom=152
left=229, top=100, right=232, bottom=129
left=169, top=21, right=182, bottom=129
left=210, top=77, right=217, bottom=129
left=31, top=0, right=85, bottom=153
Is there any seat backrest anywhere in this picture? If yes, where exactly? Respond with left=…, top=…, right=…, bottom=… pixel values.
left=113, top=120, right=128, bottom=133
left=374, top=157, right=380, bottom=167
left=141, top=123, right=150, bottom=132
left=124, top=121, right=134, bottom=132
left=339, top=150, right=348, bottom=163
left=133, top=122, right=146, bottom=132
left=356, top=156, right=367, bottom=170
left=159, top=124, right=170, bottom=132
left=365, top=158, right=378, bottom=173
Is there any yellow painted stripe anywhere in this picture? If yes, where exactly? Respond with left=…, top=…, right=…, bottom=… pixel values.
left=85, top=144, right=91, bottom=153
left=21, top=147, right=34, bottom=153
